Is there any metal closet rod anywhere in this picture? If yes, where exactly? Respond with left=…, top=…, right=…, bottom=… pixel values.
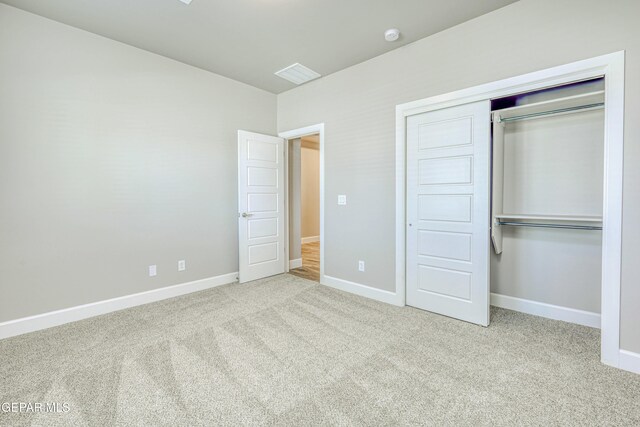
left=496, top=221, right=603, bottom=231
left=498, top=102, right=604, bottom=123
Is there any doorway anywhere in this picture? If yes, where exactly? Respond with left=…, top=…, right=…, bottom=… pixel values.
left=287, top=135, right=320, bottom=281
left=280, top=124, right=325, bottom=283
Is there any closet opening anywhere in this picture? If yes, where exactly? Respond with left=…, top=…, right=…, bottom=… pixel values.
left=490, top=77, right=605, bottom=328
left=397, top=52, right=624, bottom=368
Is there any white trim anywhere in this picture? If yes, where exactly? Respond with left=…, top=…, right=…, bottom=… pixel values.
left=619, top=350, right=640, bottom=375
left=491, top=293, right=600, bottom=329
left=279, top=123, right=325, bottom=282
left=289, top=258, right=302, bottom=269
left=395, top=106, right=407, bottom=308
left=301, top=235, right=319, bottom=244
left=322, top=275, right=403, bottom=306
left=396, top=51, right=624, bottom=369
left=599, top=53, right=625, bottom=367
left=0, top=272, right=238, bottom=340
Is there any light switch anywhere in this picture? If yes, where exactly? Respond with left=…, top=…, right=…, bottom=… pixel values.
left=338, top=195, right=347, bottom=205
left=149, top=265, right=157, bottom=277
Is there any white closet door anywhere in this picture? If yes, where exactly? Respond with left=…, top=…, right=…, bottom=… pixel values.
left=238, top=130, right=285, bottom=283
left=406, top=101, right=491, bottom=326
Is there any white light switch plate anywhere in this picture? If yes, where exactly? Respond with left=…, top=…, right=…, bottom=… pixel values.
left=149, top=265, right=157, bottom=277
left=178, top=260, right=186, bottom=272
left=358, top=261, right=365, bottom=272
left=338, top=195, right=347, bottom=205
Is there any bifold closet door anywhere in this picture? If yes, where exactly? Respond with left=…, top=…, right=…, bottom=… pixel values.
left=406, top=101, right=491, bottom=326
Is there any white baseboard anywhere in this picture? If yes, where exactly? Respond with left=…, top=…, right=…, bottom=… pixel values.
left=491, top=293, right=601, bottom=329
left=619, top=350, right=640, bottom=375
left=301, top=235, right=320, bottom=244
left=322, top=275, right=402, bottom=306
left=0, top=272, right=238, bottom=340
left=289, top=258, right=302, bottom=269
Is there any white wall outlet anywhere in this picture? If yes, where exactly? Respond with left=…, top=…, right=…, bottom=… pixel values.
left=338, top=195, right=347, bottom=205
left=358, top=260, right=365, bottom=272
left=178, top=260, right=186, bottom=272
left=149, top=265, right=157, bottom=277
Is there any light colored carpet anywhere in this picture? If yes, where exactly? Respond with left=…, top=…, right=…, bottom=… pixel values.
left=1, top=274, right=639, bottom=426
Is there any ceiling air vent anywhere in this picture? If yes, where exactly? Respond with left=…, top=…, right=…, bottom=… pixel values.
left=274, top=63, right=321, bottom=85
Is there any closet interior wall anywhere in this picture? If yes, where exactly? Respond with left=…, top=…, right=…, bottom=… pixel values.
left=490, top=79, right=605, bottom=316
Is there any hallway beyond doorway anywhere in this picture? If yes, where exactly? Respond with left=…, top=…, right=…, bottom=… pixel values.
left=290, top=242, right=320, bottom=282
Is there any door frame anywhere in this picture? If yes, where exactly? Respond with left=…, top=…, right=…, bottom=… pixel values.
left=279, top=123, right=325, bottom=282
left=395, top=51, right=625, bottom=368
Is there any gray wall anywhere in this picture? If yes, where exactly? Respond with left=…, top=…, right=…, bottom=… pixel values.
left=300, top=141, right=320, bottom=239
left=276, top=0, right=640, bottom=353
left=0, top=4, right=276, bottom=322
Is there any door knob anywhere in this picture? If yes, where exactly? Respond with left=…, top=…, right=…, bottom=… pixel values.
left=241, top=212, right=253, bottom=218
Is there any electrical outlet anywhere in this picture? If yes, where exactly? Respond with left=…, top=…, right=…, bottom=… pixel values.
left=338, top=195, right=347, bottom=205
left=178, top=260, right=186, bottom=272
left=358, top=260, right=365, bottom=272
left=149, top=265, right=157, bottom=277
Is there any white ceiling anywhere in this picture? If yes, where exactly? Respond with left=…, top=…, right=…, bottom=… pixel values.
left=1, top=0, right=518, bottom=94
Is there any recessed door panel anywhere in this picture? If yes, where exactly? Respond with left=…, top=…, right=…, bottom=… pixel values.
left=418, top=230, right=472, bottom=262
left=419, top=156, right=472, bottom=185
left=418, top=195, right=472, bottom=222
left=248, top=167, right=278, bottom=187
left=418, top=117, right=473, bottom=150
left=248, top=193, right=278, bottom=213
left=248, top=140, right=278, bottom=163
left=248, top=218, right=278, bottom=239
left=249, top=242, right=279, bottom=265
left=417, top=265, right=472, bottom=300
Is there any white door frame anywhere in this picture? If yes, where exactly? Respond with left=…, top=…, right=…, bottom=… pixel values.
left=279, top=123, right=325, bottom=282
left=395, top=51, right=625, bottom=368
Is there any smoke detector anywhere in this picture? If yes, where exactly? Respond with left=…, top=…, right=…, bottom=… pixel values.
left=384, top=28, right=400, bottom=42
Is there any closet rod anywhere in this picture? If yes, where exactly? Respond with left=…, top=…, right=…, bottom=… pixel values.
left=498, top=102, right=604, bottom=123
left=496, top=221, right=603, bottom=231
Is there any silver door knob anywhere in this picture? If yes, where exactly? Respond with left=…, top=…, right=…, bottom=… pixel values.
left=241, top=212, right=253, bottom=218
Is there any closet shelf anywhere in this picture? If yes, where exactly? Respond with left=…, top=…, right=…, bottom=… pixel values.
left=494, top=213, right=603, bottom=222
left=494, top=90, right=605, bottom=123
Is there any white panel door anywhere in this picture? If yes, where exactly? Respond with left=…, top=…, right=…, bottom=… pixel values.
left=406, top=101, right=491, bottom=326
left=238, top=130, right=285, bottom=283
